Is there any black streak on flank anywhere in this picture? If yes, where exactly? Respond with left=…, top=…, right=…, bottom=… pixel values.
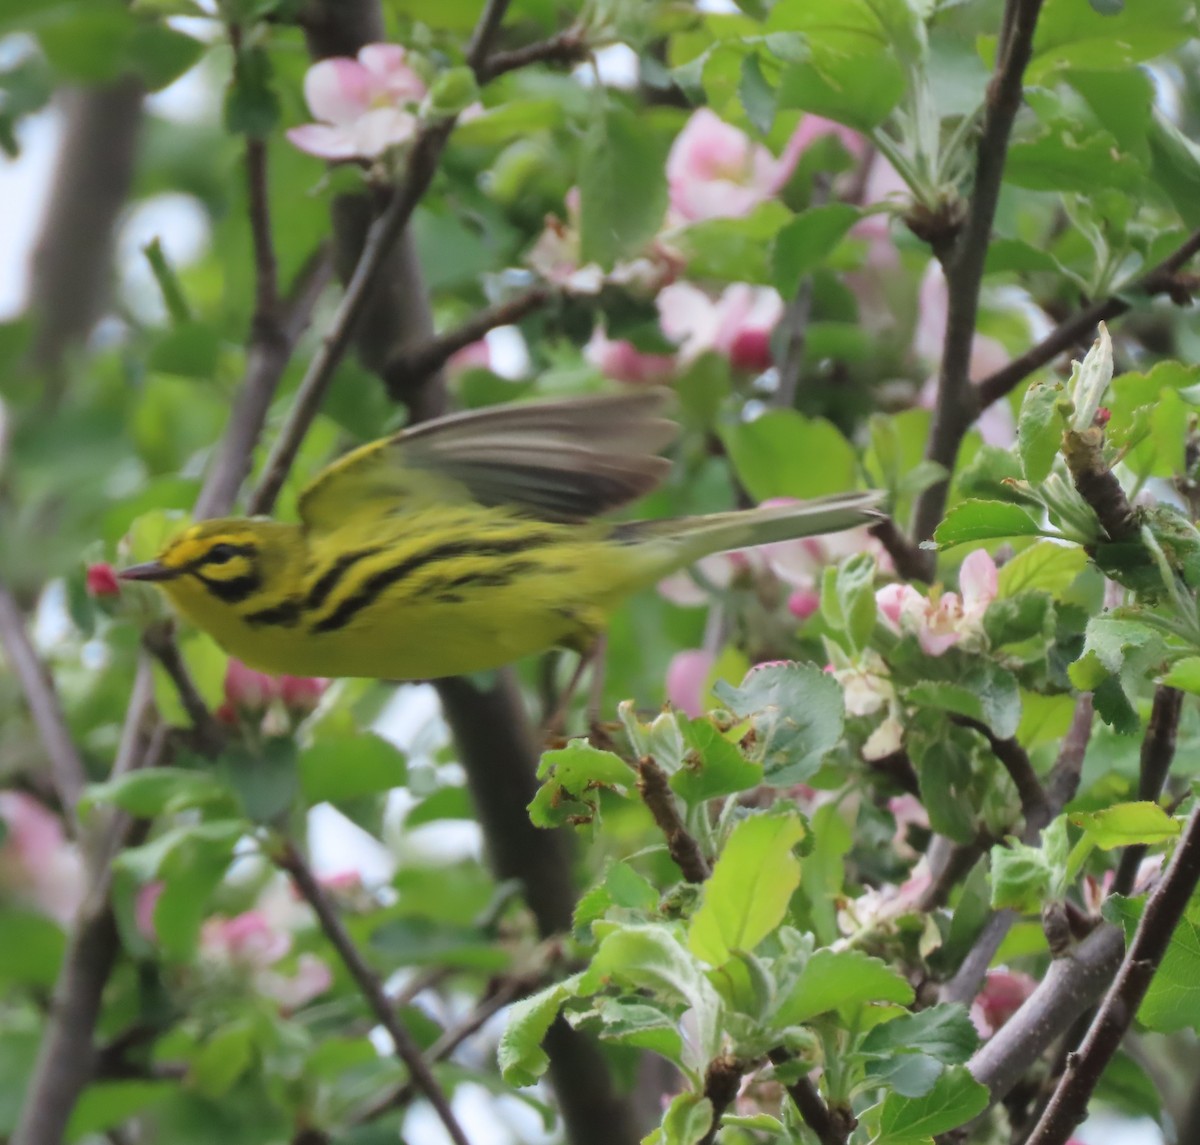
left=303, top=546, right=387, bottom=612
left=310, top=537, right=551, bottom=634
left=243, top=599, right=303, bottom=628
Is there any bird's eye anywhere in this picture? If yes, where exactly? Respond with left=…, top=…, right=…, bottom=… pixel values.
left=207, top=543, right=237, bottom=565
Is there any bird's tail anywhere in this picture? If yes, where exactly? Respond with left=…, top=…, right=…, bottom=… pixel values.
left=617, top=491, right=884, bottom=567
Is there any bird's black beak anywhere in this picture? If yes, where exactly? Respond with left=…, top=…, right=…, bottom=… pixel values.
left=117, top=560, right=179, bottom=583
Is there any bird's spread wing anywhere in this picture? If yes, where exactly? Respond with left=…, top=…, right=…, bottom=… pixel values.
left=297, top=389, right=677, bottom=533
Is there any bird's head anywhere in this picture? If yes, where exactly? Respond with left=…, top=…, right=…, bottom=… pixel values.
left=118, top=519, right=300, bottom=622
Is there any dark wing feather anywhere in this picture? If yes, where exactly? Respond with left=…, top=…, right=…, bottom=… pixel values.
left=298, top=389, right=677, bottom=531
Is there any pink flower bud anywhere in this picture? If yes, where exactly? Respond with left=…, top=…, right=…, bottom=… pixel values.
left=85, top=562, right=121, bottom=598
left=223, top=659, right=279, bottom=715
left=728, top=327, right=773, bottom=373
left=787, top=588, right=821, bottom=621
left=278, top=675, right=328, bottom=715
left=666, top=649, right=716, bottom=718
left=1095, top=406, right=1111, bottom=428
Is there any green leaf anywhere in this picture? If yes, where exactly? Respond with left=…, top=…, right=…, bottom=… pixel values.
left=689, top=809, right=805, bottom=965
left=584, top=923, right=723, bottom=1068
left=990, top=837, right=1052, bottom=912
left=671, top=715, right=763, bottom=805
left=1070, top=802, right=1180, bottom=849
left=996, top=541, right=1088, bottom=598
left=125, top=21, right=203, bottom=91
left=1107, top=897, right=1200, bottom=1033
left=0, top=907, right=66, bottom=987
left=579, top=101, right=669, bottom=269
left=661, top=1092, right=713, bottom=1145
left=1148, top=108, right=1200, bottom=227
left=775, top=948, right=913, bottom=1026
left=530, top=739, right=637, bottom=827
left=188, top=1019, right=255, bottom=1098
left=220, top=737, right=298, bottom=824
left=907, top=660, right=1022, bottom=740
left=861, top=1004, right=979, bottom=1065
left=499, top=974, right=583, bottom=1086
left=821, top=552, right=877, bottom=654
left=1006, top=125, right=1144, bottom=193
left=739, top=53, right=776, bottom=135
left=1162, top=657, right=1200, bottom=694
left=224, top=45, right=279, bottom=137
left=771, top=204, right=860, bottom=296
left=299, top=734, right=407, bottom=805
left=714, top=662, right=844, bottom=784
left=675, top=203, right=794, bottom=284
left=875, top=1066, right=989, bottom=1143
left=1017, top=381, right=1067, bottom=484
left=721, top=410, right=857, bottom=501
left=66, top=1081, right=176, bottom=1144
left=581, top=997, right=684, bottom=1061
left=81, top=768, right=232, bottom=819
left=933, top=501, right=1043, bottom=548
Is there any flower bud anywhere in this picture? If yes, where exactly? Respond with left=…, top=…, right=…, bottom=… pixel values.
left=279, top=675, right=328, bottom=716
left=224, top=659, right=278, bottom=715
left=85, top=562, right=121, bottom=598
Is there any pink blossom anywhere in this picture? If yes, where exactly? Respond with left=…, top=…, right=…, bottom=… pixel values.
left=0, top=793, right=84, bottom=925
left=86, top=562, right=120, bottom=597
left=527, top=187, right=680, bottom=296
left=787, top=588, right=821, bottom=620
left=666, top=649, right=716, bottom=717
left=287, top=44, right=425, bottom=161
left=278, top=674, right=328, bottom=715
left=667, top=110, right=861, bottom=223
left=200, top=909, right=332, bottom=1010
left=224, top=659, right=277, bottom=715
left=658, top=281, right=784, bottom=371
left=888, top=794, right=928, bottom=860
left=971, top=969, right=1037, bottom=1038
left=875, top=550, right=998, bottom=657
left=585, top=328, right=676, bottom=385
left=862, top=714, right=904, bottom=761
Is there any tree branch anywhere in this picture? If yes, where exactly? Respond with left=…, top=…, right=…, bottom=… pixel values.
left=276, top=840, right=472, bottom=1145
left=1025, top=798, right=1200, bottom=1144
left=941, top=695, right=1093, bottom=1007
left=697, top=1056, right=745, bottom=1145
left=477, top=26, right=590, bottom=83
left=976, top=227, right=1200, bottom=411
left=383, top=285, right=553, bottom=400
left=1113, top=684, right=1183, bottom=896
left=0, top=578, right=89, bottom=824
left=911, top=0, right=1046, bottom=552
left=140, top=621, right=226, bottom=755
left=953, top=715, right=1047, bottom=830
left=636, top=756, right=712, bottom=883
left=869, top=518, right=931, bottom=584
left=769, top=1050, right=851, bottom=1145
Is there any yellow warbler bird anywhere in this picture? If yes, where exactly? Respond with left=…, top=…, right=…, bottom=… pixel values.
left=119, top=391, right=880, bottom=680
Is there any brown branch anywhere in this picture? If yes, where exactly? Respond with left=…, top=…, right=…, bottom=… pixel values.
left=952, top=715, right=1047, bottom=830
left=1026, top=799, right=1200, bottom=1144
left=0, top=578, right=89, bottom=824
left=140, top=622, right=226, bottom=755
left=976, top=227, right=1200, bottom=411
left=869, top=518, right=930, bottom=584
left=967, top=922, right=1124, bottom=1105
left=477, top=26, right=590, bottom=82
left=246, top=136, right=279, bottom=328
left=194, top=245, right=332, bottom=520
left=911, top=0, right=1046, bottom=552
left=636, top=757, right=711, bottom=882
left=1061, top=427, right=1138, bottom=543
left=383, top=286, right=553, bottom=399
left=697, top=1055, right=745, bottom=1145
left=769, top=1050, right=852, bottom=1145
left=941, top=695, right=1093, bottom=1007
left=1113, top=685, right=1183, bottom=895
left=276, top=840, right=472, bottom=1145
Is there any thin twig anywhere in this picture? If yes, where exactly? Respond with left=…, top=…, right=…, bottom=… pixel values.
left=1113, top=685, right=1183, bottom=896
left=976, top=227, right=1200, bottom=411
left=941, top=695, right=1093, bottom=1006
left=953, top=715, right=1046, bottom=829
left=277, top=840, right=471, bottom=1145
left=245, top=136, right=279, bottom=328
left=383, top=286, right=553, bottom=399
left=769, top=1050, right=851, bottom=1145
left=466, top=0, right=512, bottom=71
left=869, top=518, right=930, bottom=583
left=636, top=757, right=711, bottom=882
left=1025, top=800, right=1200, bottom=1144
left=0, top=578, right=89, bottom=824
left=477, top=25, right=590, bottom=82
left=697, top=1055, right=745, bottom=1145
left=141, top=622, right=225, bottom=755
left=911, top=0, right=1046, bottom=550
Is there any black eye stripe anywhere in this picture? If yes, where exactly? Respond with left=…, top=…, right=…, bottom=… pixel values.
left=182, top=543, right=257, bottom=574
